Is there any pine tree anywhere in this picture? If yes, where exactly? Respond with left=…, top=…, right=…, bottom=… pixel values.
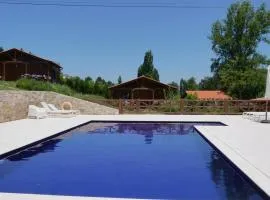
left=137, top=50, right=160, bottom=81
left=117, top=75, right=122, bottom=84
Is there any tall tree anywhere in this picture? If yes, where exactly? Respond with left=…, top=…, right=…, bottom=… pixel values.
left=137, top=50, right=160, bottom=81
left=210, top=1, right=270, bottom=74
left=199, top=76, right=219, bottom=90
left=117, top=75, right=122, bottom=84
left=209, top=0, right=270, bottom=99
left=186, top=77, right=198, bottom=90
left=180, top=78, right=187, bottom=98
left=152, top=68, right=159, bottom=81
left=0, top=47, right=3, bottom=52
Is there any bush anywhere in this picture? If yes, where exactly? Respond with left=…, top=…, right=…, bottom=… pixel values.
left=16, top=78, right=74, bottom=96
left=16, top=78, right=52, bottom=91
left=185, top=93, right=198, bottom=100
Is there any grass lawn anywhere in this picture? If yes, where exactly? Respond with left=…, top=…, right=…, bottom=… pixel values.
left=0, top=81, right=18, bottom=90
left=0, top=81, right=105, bottom=101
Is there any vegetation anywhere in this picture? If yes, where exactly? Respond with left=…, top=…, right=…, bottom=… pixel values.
left=60, top=75, right=112, bottom=98
left=219, top=68, right=267, bottom=99
left=0, top=79, right=106, bottom=100
left=0, top=81, right=17, bottom=90
left=199, top=76, right=219, bottom=90
left=137, top=50, right=160, bottom=81
left=16, top=78, right=74, bottom=95
left=179, top=79, right=186, bottom=98
left=0, top=47, right=3, bottom=52
left=178, top=77, right=200, bottom=98
left=185, top=93, right=198, bottom=100
left=208, top=0, right=270, bottom=99
left=117, top=75, right=122, bottom=84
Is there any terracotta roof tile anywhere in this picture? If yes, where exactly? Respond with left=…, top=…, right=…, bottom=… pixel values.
left=186, top=90, right=232, bottom=100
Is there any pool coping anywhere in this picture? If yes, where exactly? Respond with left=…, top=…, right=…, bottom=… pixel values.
left=0, top=121, right=91, bottom=160
left=0, top=115, right=269, bottom=199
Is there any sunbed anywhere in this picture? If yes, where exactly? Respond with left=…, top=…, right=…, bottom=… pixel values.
left=28, top=105, right=48, bottom=119
left=242, top=111, right=269, bottom=121
left=48, top=103, right=80, bottom=114
left=40, top=102, right=75, bottom=117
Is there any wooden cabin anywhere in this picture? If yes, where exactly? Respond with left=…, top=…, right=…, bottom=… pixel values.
left=0, top=48, right=62, bottom=82
left=109, top=76, right=178, bottom=99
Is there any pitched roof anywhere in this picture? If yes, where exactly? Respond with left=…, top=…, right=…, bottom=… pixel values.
left=186, top=90, right=232, bottom=100
left=109, top=75, right=178, bottom=90
left=0, top=48, right=62, bottom=69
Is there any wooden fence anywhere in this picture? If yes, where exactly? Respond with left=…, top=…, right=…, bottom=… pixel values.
left=88, top=99, right=270, bottom=115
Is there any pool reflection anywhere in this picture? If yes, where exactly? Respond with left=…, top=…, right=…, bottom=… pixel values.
left=88, top=123, right=196, bottom=145
left=208, top=150, right=264, bottom=199
left=6, top=138, right=62, bottom=162
left=88, top=123, right=196, bottom=136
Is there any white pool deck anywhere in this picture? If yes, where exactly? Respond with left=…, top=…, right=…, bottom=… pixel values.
left=0, top=114, right=270, bottom=199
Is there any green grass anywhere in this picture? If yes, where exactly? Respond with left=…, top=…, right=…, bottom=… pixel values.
left=0, top=81, right=18, bottom=90
left=0, top=79, right=105, bottom=101
left=73, top=93, right=105, bottom=101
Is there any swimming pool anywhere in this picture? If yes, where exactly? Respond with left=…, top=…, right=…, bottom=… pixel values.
left=0, top=122, right=266, bottom=199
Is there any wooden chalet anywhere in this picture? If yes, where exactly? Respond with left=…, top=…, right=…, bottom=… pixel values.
left=0, top=48, right=62, bottom=82
left=109, top=76, right=178, bottom=99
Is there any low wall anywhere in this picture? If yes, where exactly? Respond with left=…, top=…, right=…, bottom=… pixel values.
left=0, top=91, right=118, bottom=123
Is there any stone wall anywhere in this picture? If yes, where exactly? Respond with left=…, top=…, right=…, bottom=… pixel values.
left=0, top=91, right=118, bottom=123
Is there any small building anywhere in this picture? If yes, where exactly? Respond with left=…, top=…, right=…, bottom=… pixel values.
left=109, top=76, right=178, bottom=99
left=186, top=90, right=232, bottom=100
left=0, top=48, right=62, bottom=82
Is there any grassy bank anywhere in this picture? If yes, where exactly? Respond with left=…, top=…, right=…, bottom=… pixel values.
left=0, top=80, right=105, bottom=101
left=0, top=81, right=18, bottom=90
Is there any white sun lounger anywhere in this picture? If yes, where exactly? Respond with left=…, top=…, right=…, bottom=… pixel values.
left=28, top=105, right=48, bottom=119
left=40, top=102, right=75, bottom=117
left=242, top=112, right=269, bottom=121
left=48, top=104, right=80, bottom=114
left=251, top=112, right=269, bottom=122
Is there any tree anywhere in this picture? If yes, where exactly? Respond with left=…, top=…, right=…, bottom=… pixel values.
left=85, top=76, right=92, bottom=82
left=107, top=81, right=114, bottom=87
left=186, top=77, right=198, bottom=90
left=210, top=1, right=270, bottom=74
left=117, top=75, right=122, bottom=84
left=0, top=47, right=3, bottom=52
left=84, top=76, right=94, bottom=94
left=137, top=50, right=160, bottom=81
left=94, top=76, right=109, bottom=97
left=209, top=0, right=270, bottom=99
left=199, top=76, right=219, bottom=90
left=152, top=68, right=159, bottom=81
left=219, top=68, right=267, bottom=99
left=180, top=78, right=187, bottom=98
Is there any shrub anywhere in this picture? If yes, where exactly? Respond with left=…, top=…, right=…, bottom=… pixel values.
left=185, top=93, right=198, bottom=100
left=16, top=78, right=74, bottom=96
left=16, top=78, right=52, bottom=91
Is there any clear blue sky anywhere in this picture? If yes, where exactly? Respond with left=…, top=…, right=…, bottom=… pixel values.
left=1, top=0, right=269, bottom=83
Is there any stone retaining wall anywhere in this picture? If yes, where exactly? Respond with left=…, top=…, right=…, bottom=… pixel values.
left=0, top=91, right=118, bottom=123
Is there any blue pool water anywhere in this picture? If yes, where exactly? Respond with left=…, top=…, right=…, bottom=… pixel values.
left=0, top=122, right=266, bottom=199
